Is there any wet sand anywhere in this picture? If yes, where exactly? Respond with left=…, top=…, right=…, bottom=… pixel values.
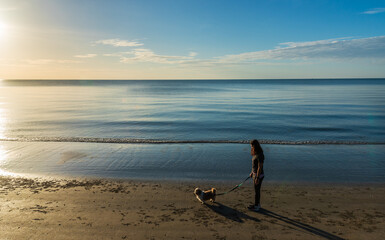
left=0, top=176, right=384, bottom=240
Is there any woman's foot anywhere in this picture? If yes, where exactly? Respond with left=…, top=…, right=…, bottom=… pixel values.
left=247, top=204, right=261, bottom=211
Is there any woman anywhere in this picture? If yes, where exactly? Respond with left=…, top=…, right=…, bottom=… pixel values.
left=248, top=139, right=264, bottom=211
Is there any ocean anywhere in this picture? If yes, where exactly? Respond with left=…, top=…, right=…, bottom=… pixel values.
left=0, top=79, right=384, bottom=183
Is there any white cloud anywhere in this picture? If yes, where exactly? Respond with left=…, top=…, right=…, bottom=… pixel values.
left=362, top=8, right=385, bottom=14
left=95, top=37, right=199, bottom=63
left=103, top=53, right=123, bottom=57
left=98, top=36, right=385, bottom=67
left=104, top=49, right=195, bottom=64
left=74, top=54, right=97, bottom=58
left=94, top=38, right=143, bottom=47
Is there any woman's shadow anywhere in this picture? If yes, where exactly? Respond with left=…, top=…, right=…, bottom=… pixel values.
left=205, top=202, right=345, bottom=240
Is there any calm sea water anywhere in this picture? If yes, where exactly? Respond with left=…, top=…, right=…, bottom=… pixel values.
left=0, top=79, right=384, bottom=183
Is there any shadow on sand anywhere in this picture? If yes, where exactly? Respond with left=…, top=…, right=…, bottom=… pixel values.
left=204, top=202, right=260, bottom=223
left=257, top=208, right=345, bottom=240
left=206, top=202, right=344, bottom=240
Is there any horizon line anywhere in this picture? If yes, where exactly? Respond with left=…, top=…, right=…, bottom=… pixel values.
left=2, top=77, right=385, bottom=81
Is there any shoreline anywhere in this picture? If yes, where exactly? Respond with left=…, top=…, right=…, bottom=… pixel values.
left=1, top=141, right=384, bottom=184
left=4, top=171, right=385, bottom=187
left=3, top=170, right=385, bottom=188
left=1, top=175, right=384, bottom=239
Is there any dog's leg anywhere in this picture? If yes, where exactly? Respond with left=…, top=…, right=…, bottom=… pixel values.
left=195, top=195, right=204, bottom=204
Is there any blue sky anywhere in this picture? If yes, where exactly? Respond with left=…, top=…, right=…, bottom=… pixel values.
left=0, top=0, right=384, bottom=79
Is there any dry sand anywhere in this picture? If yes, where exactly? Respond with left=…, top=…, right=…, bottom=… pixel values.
left=0, top=176, right=384, bottom=240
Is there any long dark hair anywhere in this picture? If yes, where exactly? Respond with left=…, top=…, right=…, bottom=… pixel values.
left=250, top=139, right=263, bottom=155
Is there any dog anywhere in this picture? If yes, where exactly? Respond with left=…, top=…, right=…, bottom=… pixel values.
left=194, top=187, right=216, bottom=204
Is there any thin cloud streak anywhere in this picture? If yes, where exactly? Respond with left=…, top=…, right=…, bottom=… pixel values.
left=94, top=39, right=143, bottom=47
left=362, top=8, right=385, bottom=14
left=0, top=7, right=17, bottom=11
left=24, top=59, right=81, bottom=65
left=278, top=37, right=353, bottom=48
left=74, top=54, right=97, bottom=58
left=216, top=36, right=385, bottom=64
left=189, top=52, right=198, bottom=57
left=120, top=48, right=195, bottom=64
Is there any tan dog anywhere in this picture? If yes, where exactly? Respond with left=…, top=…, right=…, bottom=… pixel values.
left=194, top=188, right=216, bottom=204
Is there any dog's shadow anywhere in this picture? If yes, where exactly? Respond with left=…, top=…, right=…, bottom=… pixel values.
left=204, top=202, right=260, bottom=223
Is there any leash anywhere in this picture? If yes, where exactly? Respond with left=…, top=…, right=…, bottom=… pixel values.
left=217, top=176, right=251, bottom=196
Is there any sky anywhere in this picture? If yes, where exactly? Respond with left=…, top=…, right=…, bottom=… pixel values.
left=0, top=0, right=384, bottom=79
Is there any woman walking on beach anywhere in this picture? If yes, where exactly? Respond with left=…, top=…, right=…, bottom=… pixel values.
left=248, top=139, right=264, bottom=211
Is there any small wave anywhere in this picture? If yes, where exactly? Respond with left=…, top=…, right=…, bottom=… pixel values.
left=0, top=137, right=384, bottom=145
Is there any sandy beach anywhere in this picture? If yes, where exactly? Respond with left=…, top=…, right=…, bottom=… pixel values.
left=0, top=176, right=384, bottom=240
